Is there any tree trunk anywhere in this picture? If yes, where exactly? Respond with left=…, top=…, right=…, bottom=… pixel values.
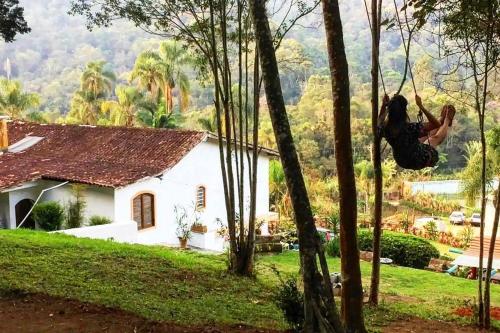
left=369, top=0, right=383, bottom=306
left=485, top=184, right=500, bottom=329
left=250, top=1, right=344, bottom=331
left=322, top=0, right=367, bottom=332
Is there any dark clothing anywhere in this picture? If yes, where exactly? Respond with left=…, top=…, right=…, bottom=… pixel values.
left=383, top=122, right=439, bottom=170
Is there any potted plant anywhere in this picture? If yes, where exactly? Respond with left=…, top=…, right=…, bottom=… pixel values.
left=174, top=206, right=192, bottom=249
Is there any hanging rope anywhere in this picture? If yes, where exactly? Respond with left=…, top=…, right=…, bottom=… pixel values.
left=363, top=0, right=387, bottom=95
left=393, top=0, right=417, bottom=95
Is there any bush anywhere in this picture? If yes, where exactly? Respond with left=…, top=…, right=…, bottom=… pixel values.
left=89, top=216, right=112, bottom=226
left=423, top=221, right=439, bottom=240
left=32, top=201, right=64, bottom=231
left=325, top=238, right=340, bottom=257
left=358, top=231, right=440, bottom=269
left=273, top=276, right=304, bottom=332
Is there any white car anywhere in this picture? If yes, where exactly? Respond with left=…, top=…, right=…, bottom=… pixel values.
left=470, top=213, right=482, bottom=226
left=449, top=211, right=465, bottom=225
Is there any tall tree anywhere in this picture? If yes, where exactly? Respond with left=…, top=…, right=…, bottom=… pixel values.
left=81, top=61, right=116, bottom=97
left=101, top=85, right=146, bottom=126
left=0, top=0, right=30, bottom=42
left=0, top=77, right=40, bottom=118
left=322, top=0, right=367, bottom=331
left=69, top=61, right=116, bottom=125
left=158, top=41, right=191, bottom=113
left=69, top=90, right=101, bottom=125
left=250, top=0, right=344, bottom=332
left=484, top=126, right=500, bottom=329
left=366, top=0, right=384, bottom=306
left=130, top=51, right=164, bottom=101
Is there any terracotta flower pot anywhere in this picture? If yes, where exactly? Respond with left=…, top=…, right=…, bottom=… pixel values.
left=179, top=237, right=188, bottom=249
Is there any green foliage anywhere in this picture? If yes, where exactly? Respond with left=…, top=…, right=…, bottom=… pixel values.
left=459, top=224, right=474, bottom=248
left=273, top=275, right=304, bottom=332
left=0, top=0, right=30, bottom=42
left=32, top=201, right=64, bottom=231
left=358, top=231, right=440, bottom=269
left=423, top=221, right=439, bottom=241
left=401, top=192, right=461, bottom=216
left=89, top=216, right=112, bottom=226
left=66, top=184, right=87, bottom=229
left=325, top=238, right=340, bottom=257
left=0, top=77, right=40, bottom=118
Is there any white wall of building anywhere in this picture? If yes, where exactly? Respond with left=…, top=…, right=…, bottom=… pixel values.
left=43, top=181, right=115, bottom=222
left=57, top=220, right=137, bottom=243
left=114, top=141, right=271, bottom=251
left=0, top=193, right=10, bottom=228
left=1, top=180, right=114, bottom=229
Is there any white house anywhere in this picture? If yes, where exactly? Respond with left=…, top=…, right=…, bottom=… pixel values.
left=0, top=119, right=276, bottom=251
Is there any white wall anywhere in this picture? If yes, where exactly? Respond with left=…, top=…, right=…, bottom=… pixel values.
left=43, top=181, right=115, bottom=223
left=1, top=180, right=114, bottom=229
left=114, top=141, right=271, bottom=251
left=0, top=193, right=9, bottom=228
left=6, top=182, right=39, bottom=229
left=57, top=221, right=137, bottom=243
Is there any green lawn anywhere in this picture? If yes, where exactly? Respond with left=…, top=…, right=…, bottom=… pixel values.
left=0, top=230, right=284, bottom=328
left=259, top=251, right=500, bottom=330
left=0, top=229, right=498, bottom=331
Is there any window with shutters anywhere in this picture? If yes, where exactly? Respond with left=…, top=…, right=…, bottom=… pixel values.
left=196, top=186, right=206, bottom=210
left=132, top=193, right=155, bottom=230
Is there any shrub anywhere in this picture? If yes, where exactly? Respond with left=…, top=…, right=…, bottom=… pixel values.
left=358, top=231, right=440, bottom=269
left=32, top=201, right=64, bottom=231
left=325, top=238, right=341, bottom=257
left=89, top=216, right=112, bottom=226
left=273, top=276, right=304, bottom=332
left=66, top=184, right=86, bottom=229
left=423, top=221, right=439, bottom=240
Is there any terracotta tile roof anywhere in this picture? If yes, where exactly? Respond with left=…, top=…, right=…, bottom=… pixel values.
left=463, top=236, right=500, bottom=259
left=0, top=121, right=206, bottom=190
left=453, top=236, right=500, bottom=269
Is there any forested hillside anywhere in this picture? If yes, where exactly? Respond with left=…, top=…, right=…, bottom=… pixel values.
left=0, top=0, right=426, bottom=111
left=0, top=0, right=498, bottom=171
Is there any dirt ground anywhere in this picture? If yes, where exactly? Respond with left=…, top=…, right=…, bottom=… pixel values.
left=0, top=292, right=283, bottom=333
left=383, top=317, right=497, bottom=333
left=0, top=292, right=496, bottom=333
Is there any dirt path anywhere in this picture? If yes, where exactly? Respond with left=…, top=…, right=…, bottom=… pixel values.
left=0, top=292, right=283, bottom=333
left=383, top=317, right=498, bottom=332
left=1, top=292, right=497, bottom=333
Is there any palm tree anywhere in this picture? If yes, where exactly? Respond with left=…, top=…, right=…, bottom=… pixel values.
left=158, top=41, right=191, bottom=113
left=130, top=51, right=165, bottom=101
left=131, top=42, right=191, bottom=116
left=69, top=90, right=101, bottom=125
left=0, top=77, right=40, bottom=118
left=101, top=86, right=145, bottom=126
left=81, top=61, right=116, bottom=98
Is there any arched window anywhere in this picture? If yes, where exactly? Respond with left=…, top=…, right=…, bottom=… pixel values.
left=196, top=186, right=206, bottom=210
left=132, top=193, right=155, bottom=230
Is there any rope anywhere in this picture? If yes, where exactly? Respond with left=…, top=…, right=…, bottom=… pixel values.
left=363, top=0, right=387, bottom=95
left=393, top=0, right=417, bottom=95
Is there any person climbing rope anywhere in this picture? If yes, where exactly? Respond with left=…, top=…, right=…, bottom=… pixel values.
left=379, top=94, right=456, bottom=170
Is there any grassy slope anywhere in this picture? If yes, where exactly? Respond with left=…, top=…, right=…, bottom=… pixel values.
left=259, top=251, right=500, bottom=329
left=0, top=230, right=498, bottom=331
left=0, top=230, right=284, bottom=328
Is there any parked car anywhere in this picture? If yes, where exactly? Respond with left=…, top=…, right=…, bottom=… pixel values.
left=449, top=211, right=465, bottom=225
left=470, top=213, right=482, bottom=226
